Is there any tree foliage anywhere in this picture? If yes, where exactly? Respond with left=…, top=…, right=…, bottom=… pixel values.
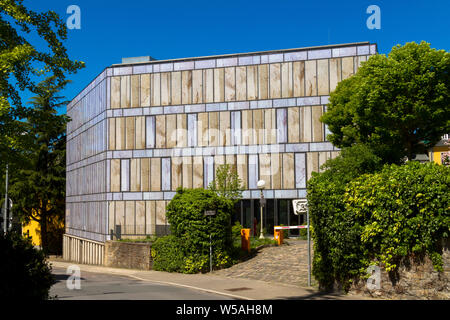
left=9, top=76, right=68, bottom=254
left=0, top=0, right=84, bottom=164
left=208, top=164, right=243, bottom=204
left=322, top=41, right=450, bottom=163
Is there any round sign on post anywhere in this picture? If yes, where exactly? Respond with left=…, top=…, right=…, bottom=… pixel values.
left=1, top=198, right=13, bottom=233
left=292, top=198, right=311, bottom=287
left=292, top=199, right=308, bottom=215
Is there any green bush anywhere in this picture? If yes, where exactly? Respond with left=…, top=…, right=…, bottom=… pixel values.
left=279, top=224, right=289, bottom=239
left=307, top=144, right=383, bottom=291
left=309, top=155, right=449, bottom=291
left=0, top=233, right=55, bottom=299
left=164, top=188, right=234, bottom=273
left=151, top=235, right=185, bottom=272
left=299, top=225, right=308, bottom=239
left=345, top=162, right=450, bottom=273
left=231, top=221, right=243, bottom=242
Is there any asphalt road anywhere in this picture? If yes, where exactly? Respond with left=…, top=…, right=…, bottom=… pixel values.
left=50, top=267, right=234, bottom=300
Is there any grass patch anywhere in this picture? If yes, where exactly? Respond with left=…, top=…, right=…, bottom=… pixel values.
left=249, top=236, right=278, bottom=248
left=117, top=235, right=158, bottom=243
left=229, top=236, right=278, bottom=264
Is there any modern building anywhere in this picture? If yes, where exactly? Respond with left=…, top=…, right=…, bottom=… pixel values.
left=63, top=42, right=377, bottom=264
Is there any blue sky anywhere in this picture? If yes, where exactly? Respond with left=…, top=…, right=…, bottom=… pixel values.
left=22, top=0, right=450, bottom=111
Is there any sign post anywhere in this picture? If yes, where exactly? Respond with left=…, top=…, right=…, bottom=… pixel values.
left=1, top=198, right=12, bottom=233
left=204, top=210, right=216, bottom=273
left=292, top=199, right=311, bottom=287
left=3, top=163, right=8, bottom=235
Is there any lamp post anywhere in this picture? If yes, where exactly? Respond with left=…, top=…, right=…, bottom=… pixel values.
left=257, top=179, right=266, bottom=239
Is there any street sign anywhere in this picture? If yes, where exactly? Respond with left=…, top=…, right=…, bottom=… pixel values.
left=204, top=210, right=216, bottom=216
left=292, top=198, right=311, bottom=287
left=292, top=199, right=308, bottom=215
left=1, top=198, right=13, bottom=233
left=0, top=198, right=12, bottom=210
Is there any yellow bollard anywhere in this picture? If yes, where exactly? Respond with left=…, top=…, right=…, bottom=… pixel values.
left=274, top=226, right=284, bottom=245
left=241, top=228, right=250, bottom=252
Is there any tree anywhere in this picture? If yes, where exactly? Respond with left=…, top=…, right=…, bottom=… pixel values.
left=0, top=0, right=84, bottom=166
left=9, top=76, right=68, bottom=254
left=322, top=41, right=450, bottom=164
left=208, top=164, right=243, bottom=204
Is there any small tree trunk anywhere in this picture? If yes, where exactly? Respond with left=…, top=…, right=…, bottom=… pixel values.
left=40, top=212, right=48, bottom=254
left=406, top=140, right=414, bottom=161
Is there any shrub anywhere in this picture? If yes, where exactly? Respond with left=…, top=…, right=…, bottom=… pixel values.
left=309, top=157, right=449, bottom=291
left=299, top=225, right=308, bottom=239
left=231, top=221, right=243, bottom=242
left=279, top=224, right=289, bottom=239
left=307, top=144, right=383, bottom=290
left=151, top=235, right=185, bottom=272
left=0, top=233, right=55, bottom=299
left=164, top=188, right=234, bottom=273
left=344, top=162, right=450, bottom=273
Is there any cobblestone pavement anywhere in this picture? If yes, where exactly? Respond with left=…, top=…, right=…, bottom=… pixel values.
left=213, top=238, right=316, bottom=288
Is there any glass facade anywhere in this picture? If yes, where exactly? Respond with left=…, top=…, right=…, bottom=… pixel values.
left=232, top=198, right=306, bottom=237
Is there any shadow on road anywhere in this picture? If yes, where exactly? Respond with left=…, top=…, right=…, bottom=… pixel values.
left=273, top=289, right=351, bottom=300
left=53, top=273, right=86, bottom=283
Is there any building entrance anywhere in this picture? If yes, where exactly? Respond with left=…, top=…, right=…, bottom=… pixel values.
left=232, top=198, right=298, bottom=237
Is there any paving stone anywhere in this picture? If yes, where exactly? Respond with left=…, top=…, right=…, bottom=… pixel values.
left=213, top=239, right=316, bottom=288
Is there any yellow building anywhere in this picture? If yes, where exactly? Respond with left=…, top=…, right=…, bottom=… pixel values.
left=22, top=219, right=41, bottom=246
left=21, top=207, right=65, bottom=249
left=429, top=135, right=449, bottom=165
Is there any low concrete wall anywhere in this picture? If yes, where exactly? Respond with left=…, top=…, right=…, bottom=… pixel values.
left=104, top=241, right=153, bottom=270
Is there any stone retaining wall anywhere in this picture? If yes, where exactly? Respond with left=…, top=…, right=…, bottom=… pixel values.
left=350, top=239, right=450, bottom=300
left=104, top=241, right=153, bottom=270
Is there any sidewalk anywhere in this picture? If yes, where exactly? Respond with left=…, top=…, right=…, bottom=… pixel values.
left=49, top=257, right=368, bottom=300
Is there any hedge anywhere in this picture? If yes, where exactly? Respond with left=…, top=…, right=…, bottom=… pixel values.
left=308, top=159, right=449, bottom=291
left=152, top=188, right=234, bottom=273
left=344, top=162, right=449, bottom=273
left=307, top=144, right=383, bottom=290
left=151, top=235, right=185, bottom=272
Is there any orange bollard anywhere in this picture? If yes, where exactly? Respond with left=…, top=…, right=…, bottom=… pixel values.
left=241, top=228, right=250, bottom=252
left=274, top=227, right=284, bottom=245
